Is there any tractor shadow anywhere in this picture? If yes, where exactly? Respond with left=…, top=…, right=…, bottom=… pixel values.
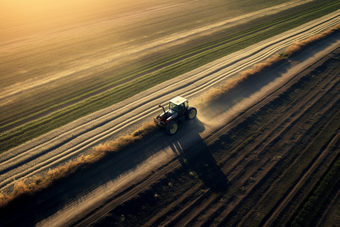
left=168, top=118, right=229, bottom=192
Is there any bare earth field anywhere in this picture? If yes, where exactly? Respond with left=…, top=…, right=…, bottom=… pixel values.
left=1, top=1, right=340, bottom=227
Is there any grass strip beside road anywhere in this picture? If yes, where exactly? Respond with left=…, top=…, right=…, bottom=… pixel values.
left=0, top=121, right=157, bottom=208
left=1, top=0, right=340, bottom=154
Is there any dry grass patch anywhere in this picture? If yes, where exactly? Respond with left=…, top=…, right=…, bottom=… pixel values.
left=194, top=23, right=340, bottom=107
left=284, top=23, right=340, bottom=57
left=193, top=55, right=282, bottom=107
left=0, top=121, right=157, bottom=208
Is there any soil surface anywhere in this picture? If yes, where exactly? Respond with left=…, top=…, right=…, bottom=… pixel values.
left=1, top=7, right=340, bottom=227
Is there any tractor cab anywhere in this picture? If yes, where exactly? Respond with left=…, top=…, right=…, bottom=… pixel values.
left=169, top=96, right=189, bottom=116
left=154, top=96, right=197, bottom=135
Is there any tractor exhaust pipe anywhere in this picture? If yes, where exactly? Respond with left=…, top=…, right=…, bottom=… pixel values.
left=159, top=104, right=166, bottom=113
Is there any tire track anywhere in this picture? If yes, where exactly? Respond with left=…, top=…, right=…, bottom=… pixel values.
left=240, top=89, right=340, bottom=227
left=315, top=183, right=340, bottom=227
left=263, top=119, right=340, bottom=227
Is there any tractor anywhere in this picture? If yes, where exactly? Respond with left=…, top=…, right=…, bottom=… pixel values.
left=154, top=96, right=197, bottom=135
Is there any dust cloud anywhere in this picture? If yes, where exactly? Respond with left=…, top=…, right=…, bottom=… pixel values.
left=285, top=23, right=340, bottom=56
left=193, top=23, right=340, bottom=108
left=192, top=55, right=282, bottom=108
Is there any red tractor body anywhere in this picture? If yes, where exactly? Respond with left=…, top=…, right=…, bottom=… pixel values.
left=154, top=96, right=197, bottom=135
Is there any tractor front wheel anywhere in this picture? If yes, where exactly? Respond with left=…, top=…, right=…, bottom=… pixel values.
left=166, top=121, right=178, bottom=135
left=185, top=107, right=197, bottom=120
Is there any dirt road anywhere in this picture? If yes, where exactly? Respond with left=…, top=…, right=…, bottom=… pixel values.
left=0, top=8, right=340, bottom=226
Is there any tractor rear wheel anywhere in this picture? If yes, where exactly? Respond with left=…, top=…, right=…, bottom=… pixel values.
left=166, top=121, right=178, bottom=135
left=185, top=107, right=197, bottom=120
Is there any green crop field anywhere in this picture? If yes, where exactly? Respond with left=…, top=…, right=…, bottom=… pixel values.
left=1, top=0, right=340, bottom=154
